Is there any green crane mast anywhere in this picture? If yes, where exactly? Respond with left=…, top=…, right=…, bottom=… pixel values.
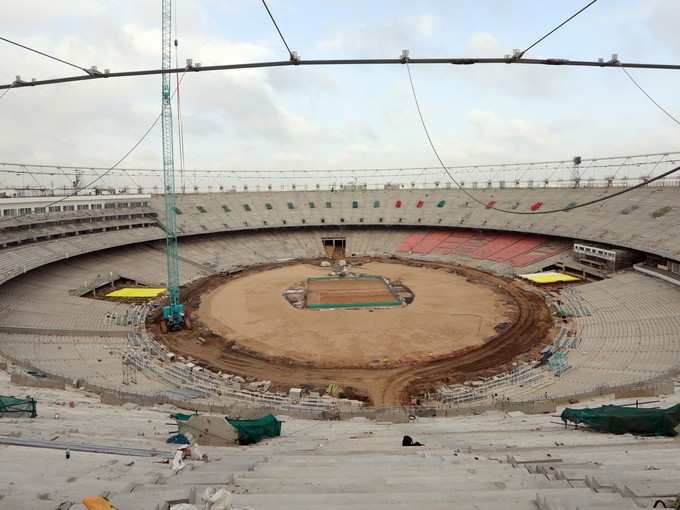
left=160, top=0, right=186, bottom=332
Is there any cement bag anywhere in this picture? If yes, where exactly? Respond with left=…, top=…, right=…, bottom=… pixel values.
left=170, top=505, right=198, bottom=510
left=201, top=487, right=232, bottom=510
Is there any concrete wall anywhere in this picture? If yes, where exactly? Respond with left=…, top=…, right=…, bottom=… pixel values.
left=10, top=371, right=66, bottom=390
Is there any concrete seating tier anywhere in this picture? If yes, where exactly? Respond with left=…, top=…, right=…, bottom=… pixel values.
left=2, top=225, right=680, bottom=412
left=0, top=226, right=165, bottom=285
left=150, top=187, right=680, bottom=262
left=518, top=272, right=680, bottom=400
left=1, top=187, right=679, bottom=287
left=3, top=374, right=680, bottom=510
left=2, top=190, right=680, bottom=413
left=0, top=216, right=156, bottom=248
left=396, top=229, right=570, bottom=267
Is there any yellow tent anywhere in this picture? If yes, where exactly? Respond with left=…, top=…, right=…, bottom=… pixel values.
left=106, top=287, right=166, bottom=298
left=519, top=271, right=580, bottom=284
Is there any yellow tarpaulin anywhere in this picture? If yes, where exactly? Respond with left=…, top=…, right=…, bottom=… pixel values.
left=106, top=287, right=166, bottom=298
left=519, top=271, right=581, bottom=284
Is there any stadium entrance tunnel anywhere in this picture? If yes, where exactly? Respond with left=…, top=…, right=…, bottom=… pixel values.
left=154, top=257, right=554, bottom=405
left=322, top=236, right=346, bottom=259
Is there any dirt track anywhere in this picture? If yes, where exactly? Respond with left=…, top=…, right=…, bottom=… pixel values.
left=156, top=258, right=553, bottom=406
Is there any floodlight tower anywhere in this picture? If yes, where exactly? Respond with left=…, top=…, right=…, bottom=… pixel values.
left=159, top=0, right=186, bottom=332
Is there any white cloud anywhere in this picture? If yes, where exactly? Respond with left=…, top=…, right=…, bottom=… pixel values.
left=646, top=0, right=680, bottom=52
left=0, top=1, right=678, bottom=192
left=460, top=32, right=566, bottom=98
left=0, top=0, right=107, bottom=24
left=466, top=110, right=555, bottom=159
left=122, top=25, right=162, bottom=60
left=464, top=32, right=500, bottom=56
left=317, top=15, right=437, bottom=56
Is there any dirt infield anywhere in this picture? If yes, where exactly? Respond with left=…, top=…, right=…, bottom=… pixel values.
left=197, top=261, right=509, bottom=367
left=157, top=258, right=553, bottom=405
left=306, top=276, right=398, bottom=306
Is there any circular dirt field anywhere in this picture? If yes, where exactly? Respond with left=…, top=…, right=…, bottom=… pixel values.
left=198, top=262, right=513, bottom=367
left=157, top=258, right=553, bottom=405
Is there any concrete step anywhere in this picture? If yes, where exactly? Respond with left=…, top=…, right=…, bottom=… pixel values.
left=233, top=475, right=569, bottom=494
left=541, top=461, right=680, bottom=477
left=264, top=453, right=489, bottom=465
left=171, top=458, right=262, bottom=485
left=232, top=501, right=536, bottom=510
left=621, top=481, right=680, bottom=498
left=174, top=470, right=234, bottom=485
left=0, top=497, right=60, bottom=510
left=232, top=487, right=598, bottom=508
left=536, top=447, right=679, bottom=466
left=509, top=454, right=563, bottom=465
left=239, top=470, right=556, bottom=484
left=536, top=491, right=638, bottom=510
left=244, top=463, right=522, bottom=477
left=14, top=479, right=132, bottom=506
left=585, top=470, right=680, bottom=490
left=108, top=486, right=193, bottom=510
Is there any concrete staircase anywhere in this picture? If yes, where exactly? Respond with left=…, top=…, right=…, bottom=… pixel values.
left=217, top=415, right=675, bottom=510
left=228, top=454, right=647, bottom=509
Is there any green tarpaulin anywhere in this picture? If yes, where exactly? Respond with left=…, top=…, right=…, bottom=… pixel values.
left=226, top=414, right=282, bottom=445
left=0, top=395, right=37, bottom=418
left=171, top=411, right=198, bottom=422
left=561, top=403, right=680, bottom=437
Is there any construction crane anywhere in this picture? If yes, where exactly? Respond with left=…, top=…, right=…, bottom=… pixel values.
left=159, top=0, right=189, bottom=333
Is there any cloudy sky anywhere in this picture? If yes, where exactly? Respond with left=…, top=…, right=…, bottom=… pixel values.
left=1, top=0, right=679, bottom=191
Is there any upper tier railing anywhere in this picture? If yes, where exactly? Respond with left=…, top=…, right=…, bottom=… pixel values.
left=2, top=151, right=679, bottom=196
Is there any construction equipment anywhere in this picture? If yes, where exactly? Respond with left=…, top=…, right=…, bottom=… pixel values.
left=159, top=0, right=187, bottom=333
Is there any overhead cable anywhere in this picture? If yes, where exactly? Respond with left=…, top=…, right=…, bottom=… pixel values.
left=1, top=152, right=677, bottom=177
left=260, top=0, right=295, bottom=59
left=4, top=56, right=680, bottom=91
left=3, top=168, right=678, bottom=185
left=621, top=66, right=680, bottom=128
left=518, top=0, right=600, bottom=58
left=406, top=61, right=494, bottom=210
left=0, top=35, right=89, bottom=74
left=0, top=83, right=12, bottom=100
left=404, top=62, right=680, bottom=215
